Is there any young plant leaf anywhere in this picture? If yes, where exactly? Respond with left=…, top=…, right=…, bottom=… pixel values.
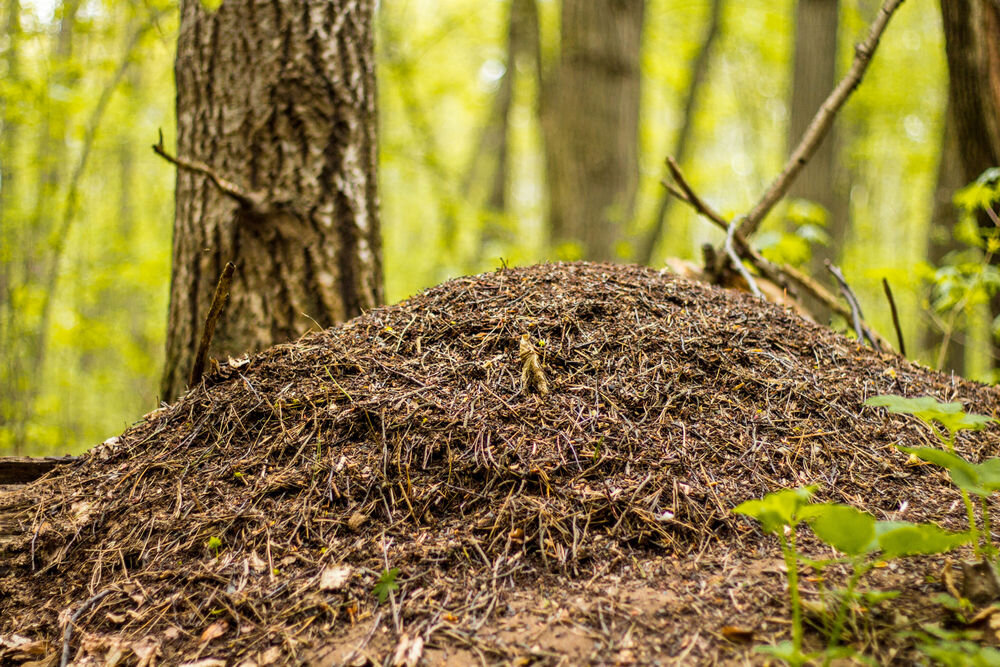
left=866, top=395, right=995, bottom=435
left=801, top=503, right=876, bottom=556
left=373, top=567, right=400, bottom=604
left=733, top=486, right=817, bottom=535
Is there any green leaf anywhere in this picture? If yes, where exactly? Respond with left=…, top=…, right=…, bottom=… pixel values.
left=876, top=522, right=971, bottom=558
left=754, top=641, right=816, bottom=667
left=866, top=395, right=995, bottom=435
left=207, top=536, right=222, bottom=552
left=373, top=567, right=400, bottom=604
left=200, top=0, right=224, bottom=10
left=801, top=503, right=876, bottom=556
left=733, top=486, right=818, bottom=535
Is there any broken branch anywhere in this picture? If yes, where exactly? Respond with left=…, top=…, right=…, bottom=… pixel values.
left=882, top=277, right=906, bottom=355
left=826, top=261, right=880, bottom=351
left=153, top=129, right=269, bottom=213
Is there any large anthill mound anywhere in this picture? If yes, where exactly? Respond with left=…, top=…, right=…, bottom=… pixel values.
left=2, top=262, right=999, bottom=665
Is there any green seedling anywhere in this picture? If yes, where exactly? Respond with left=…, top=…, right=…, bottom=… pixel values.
left=734, top=486, right=817, bottom=665
left=207, top=535, right=222, bottom=557
left=866, top=395, right=997, bottom=557
left=373, top=567, right=400, bottom=604
left=906, top=624, right=1000, bottom=666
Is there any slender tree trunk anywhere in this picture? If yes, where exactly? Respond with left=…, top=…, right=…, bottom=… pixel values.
left=0, top=0, right=22, bottom=452
left=542, top=0, right=645, bottom=261
left=924, top=105, right=967, bottom=374
left=162, top=0, right=383, bottom=401
left=939, top=0, right=1000, bottom=372
left=637, top=0, right=724, bottom=265
left=787, top=0, right=849, bottom=275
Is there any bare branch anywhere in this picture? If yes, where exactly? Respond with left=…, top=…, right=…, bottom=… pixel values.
left=882, top=277, right=906, bottom=355
left=738, top=0, right=906, bottom=239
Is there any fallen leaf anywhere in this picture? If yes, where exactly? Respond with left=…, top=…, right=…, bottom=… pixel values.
left=199, top=620, right=228, bottom=644
left=721, top=626, right=755, bottom=643
left=347, top=511, right=367, bottom=531
left=319, top=565, right=352, bottom=591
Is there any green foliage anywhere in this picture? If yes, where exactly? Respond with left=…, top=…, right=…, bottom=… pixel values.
left=373, top=567, right=400, bottom=604
left=736, top=483, right=971, bottom=664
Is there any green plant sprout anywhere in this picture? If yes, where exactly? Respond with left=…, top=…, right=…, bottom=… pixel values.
left=735, top=487, right=969, bottom=666
left=865, top=395, right=997, bottom=557
left=207, top=535, right=222, bottom=557
left=373, top=567, right=400, bottom=604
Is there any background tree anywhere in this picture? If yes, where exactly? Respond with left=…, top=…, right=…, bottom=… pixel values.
left=786, top=0, right=849, bottom=279
left=160, top=0, right=383, bottom=401
left=542, top=0, right=645, bottom=261
left=936, top=0, right=1000, bottom=375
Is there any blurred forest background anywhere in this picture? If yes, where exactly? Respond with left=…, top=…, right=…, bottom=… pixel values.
left=0, top=0, right=989, bottom=456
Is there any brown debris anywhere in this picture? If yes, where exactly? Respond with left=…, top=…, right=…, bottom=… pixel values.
left=2, top=261, right=1000, bottom=665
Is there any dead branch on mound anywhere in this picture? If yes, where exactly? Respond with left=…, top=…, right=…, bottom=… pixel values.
left=738, top=0, right=905, bottom=239
left=882, top=277, right=906, bottom=356
left=189, top=262, right=236, bottom=388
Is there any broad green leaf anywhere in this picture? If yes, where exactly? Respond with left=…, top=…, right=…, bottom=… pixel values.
left=733, top=486, right=817, bottom=535
left=801, top=503, right=876, bottom=556
left=876, top=522, right=971, bottom=558
left=754, top=641, right=816, bottom=667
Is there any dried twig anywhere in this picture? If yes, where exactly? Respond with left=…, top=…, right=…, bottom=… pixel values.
left=725, top=219, right=761, bottom=298
left=189, top=262, right=236, bottom=388
left=61, top=589, right=112, bottom=667
left=882, top=277, right=905, bottom=355
left=153, top=129, right=269, bottom=214
left=737, top=0, right=907, bottom=238
left=826, top=261, right=879, bottom=350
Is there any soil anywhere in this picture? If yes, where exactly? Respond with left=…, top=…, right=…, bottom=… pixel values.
left=1, top=261, right=999, bottom=666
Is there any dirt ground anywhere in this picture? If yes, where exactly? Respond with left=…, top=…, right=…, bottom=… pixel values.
left=2, top=261, right=999, bottom=665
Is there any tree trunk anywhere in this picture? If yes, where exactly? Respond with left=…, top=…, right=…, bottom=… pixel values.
left=939, top=0, right=1000, bottom=373
left=787, top=0, right=848, bottom=275
left=542, top=0, right=644, bottom=261
left=162, top=0, right=383, bottom=401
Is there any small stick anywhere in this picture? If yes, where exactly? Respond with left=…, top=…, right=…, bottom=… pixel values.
left=61, top=589, right=112, bottom=667
left=826, top=261, right=880, bottom=351
left=738, top=0, right=906, bottom=239
left=189, top=262, right=236, bottom=388
left=881, top=277, right=906, bottom=355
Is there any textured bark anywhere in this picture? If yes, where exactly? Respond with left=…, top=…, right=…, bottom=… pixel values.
left=542, top=0, right=644, bottom=261
left=940, top=0, right=1000, bottom=184
left=787, top=0, right=848, bottom=274
left=939, top=0, right=1000, bottom=372
left=162, top=0, right=382, bottom=401
left=924, top=106, right=967, bottom=374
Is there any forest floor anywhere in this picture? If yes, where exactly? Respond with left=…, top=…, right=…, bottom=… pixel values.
left=2, top=261, right=999, bottom=665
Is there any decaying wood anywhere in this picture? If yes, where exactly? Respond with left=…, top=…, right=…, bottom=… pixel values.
left=0, top=456, right=77, bottom=485
left=189, top=262, right=236, bottom=388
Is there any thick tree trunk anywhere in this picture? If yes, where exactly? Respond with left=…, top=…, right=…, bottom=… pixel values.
left=542, top=0, right=644, bottom=261
left=939, top=0, right=1000, bottom=373
left=787, top=0, right=848, bottom=275
left=162, top=0, right=383, bottom=401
